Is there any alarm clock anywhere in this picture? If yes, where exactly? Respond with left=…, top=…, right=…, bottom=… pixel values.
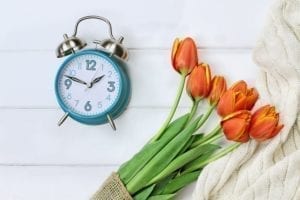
left=54, top=15, right=131, bottom=130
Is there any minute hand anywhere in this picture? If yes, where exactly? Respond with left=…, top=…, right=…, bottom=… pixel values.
left=64, top=75, right=88, bottom=86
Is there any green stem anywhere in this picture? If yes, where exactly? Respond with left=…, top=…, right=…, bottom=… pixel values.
left=150, top=74, right=186, bottom=143
left=196, top=143, right=241, bottom=169
left=200, top=132, right=223, bottom=146
left=186, top=100, right=200, bottom=125
left=191, top=124, right=222, bottom=148
left=195, top=104, right=216, bottom=130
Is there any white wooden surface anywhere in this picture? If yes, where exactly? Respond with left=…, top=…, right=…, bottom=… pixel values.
left=0, top=0, right=271, bottom=199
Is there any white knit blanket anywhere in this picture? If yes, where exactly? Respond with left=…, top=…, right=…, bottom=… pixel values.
left=193, top=0, right=300, bottom=199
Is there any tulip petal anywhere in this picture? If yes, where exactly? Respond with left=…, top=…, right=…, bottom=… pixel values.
left=245, top=88, right=259, bottom=110
left=222, top=118, right=249, bottom=141
left=267, top=124, right=284, bottom=139
left=230, top=80, right=247, bottom=94
left=171, top=38, right=180, bottom=66
left=221, top=110, right=251, bottom=142
left=251, top=105, right=271, bottom=123
left=217, top=90, right=236, bottom=117
left=201, top=63, right=212, bottom=96
left=234, top=92, right=247, bottom=111
left=209, top=76, right=227, bottom=105
left=249, top=117, right=278, bottom=140
left=235, top=132, right=250, bottom=143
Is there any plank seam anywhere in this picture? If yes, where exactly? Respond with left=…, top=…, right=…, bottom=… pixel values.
left=0, top=163, right=119, bottom=167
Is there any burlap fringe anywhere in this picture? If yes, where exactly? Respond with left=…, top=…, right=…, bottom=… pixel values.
left=90, top=172, right=133, bottom=200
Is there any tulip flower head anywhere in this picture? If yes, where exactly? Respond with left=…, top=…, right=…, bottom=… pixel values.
left=217, top=80, right=259, bottom=117
left=249, top=105, right=284, bottom=141
left=172, top=37, right=198, bottom=76
left=221, top=110, right=251, bottom=143
left=186, top=63, right=211, bottom=101
left=208, top=76, right=227, bottom=106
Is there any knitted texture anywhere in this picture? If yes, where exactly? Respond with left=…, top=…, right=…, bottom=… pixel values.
left=91, top=172, right=133, bottom=200
left=193, top=0, right=300, bottom=199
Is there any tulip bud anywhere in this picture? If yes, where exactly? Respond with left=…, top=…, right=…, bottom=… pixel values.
left=186, top=63, right=211, bottom=101
left=249, top=105, right=284, bottom=141
left=221, top=110, right=251, bottom=143
left=208, top=76, right=227, bottom=106
left=171, top=37, right=198, bottom=75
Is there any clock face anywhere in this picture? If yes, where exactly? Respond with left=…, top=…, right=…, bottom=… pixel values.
left=56, top=52, right=121, bottom=117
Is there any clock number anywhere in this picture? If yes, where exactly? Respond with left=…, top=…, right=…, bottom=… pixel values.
left=64, top=79, right=72, bottom=90
left=98, top=102, right=102, bottom=108
left=86, top=60, right=96, bottom=71
left=84, top=101, right=92, bottom=112
left=107, top=81, right=115, bottom=92
left=106, top=95, right=111, bottom=101
left=108, top=71, right=112, bottom=78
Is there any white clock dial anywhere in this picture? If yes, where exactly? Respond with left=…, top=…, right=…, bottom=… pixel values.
left=57, top=54, right=121, bottom=116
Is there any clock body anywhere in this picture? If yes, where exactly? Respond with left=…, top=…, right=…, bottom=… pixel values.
left=55, top=49, right=131, bottom=125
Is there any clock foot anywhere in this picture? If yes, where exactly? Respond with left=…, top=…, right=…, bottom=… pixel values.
left=57, top=112, right=69, bottom=126
left=107, top=114, right=116, bottom=131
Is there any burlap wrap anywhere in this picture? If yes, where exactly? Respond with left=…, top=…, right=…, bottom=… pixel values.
left=90, top=172, right=133, bottom=200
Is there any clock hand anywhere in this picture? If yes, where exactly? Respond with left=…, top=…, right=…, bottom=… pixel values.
left=90, top=75, right=105, bottom=87
left=64, top=75, right=88, bottom=86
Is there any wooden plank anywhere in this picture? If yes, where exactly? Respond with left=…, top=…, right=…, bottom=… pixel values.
left=0, top=166, right=116, bottom=200
left=0, top=106, right=221, bottom=164
left=0, top=0, right=270, bottom=50
left=0, top=49, right=257, bottom=107
left=0, top=166, right=193, bottom=200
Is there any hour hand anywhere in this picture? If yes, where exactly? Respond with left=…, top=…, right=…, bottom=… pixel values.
left=64, top=75, right=88, bottom=86
left=91, top=75, right=105, bottom=86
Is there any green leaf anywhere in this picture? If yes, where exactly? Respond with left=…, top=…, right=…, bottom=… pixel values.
left=149, top=144, right=220, bottom=184
left=156, top=114, right=191, bottom=142
left=192, top=134, right=204, bottom=141
left=147, top=194, right=176, bottom=200
left=184, top=143, right=241, bottom=174
left=126, top=116, right=203, bottom=194
left=133, top=184, right=156, bottom=200
left=118, top=114, right=190, bottom=184
left=178, top=134, right=204, bottom=155
left=161, top=171, right=201, bottom=194
left=151, top=173, right=177, bottom=195
left=182, top=146, right=220, bottom=174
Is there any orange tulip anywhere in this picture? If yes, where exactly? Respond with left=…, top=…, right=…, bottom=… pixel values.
left=221, top=110, right=251, bottom=143
left=217, top=80, right=259, bottom=117
left=186, top=63, right=211, bottom=100
left=208, top=76, right=227, bottom=106
left=230, top=80, right=259, bottom=110
left=249, top=105, right=284, bottom=141
left=172, top=37, right=198, bottom=75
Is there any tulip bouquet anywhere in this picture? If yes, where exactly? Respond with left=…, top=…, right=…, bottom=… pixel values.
left=91, top=37, right=283, bottom=200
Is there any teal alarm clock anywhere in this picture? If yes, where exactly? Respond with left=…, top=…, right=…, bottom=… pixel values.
left=55, top=16, right=131, bottom=130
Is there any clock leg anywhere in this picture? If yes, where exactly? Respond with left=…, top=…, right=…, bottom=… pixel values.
left=57, top=112, right=69, bottom=126
left=106, top=114, right=116, bottom=131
